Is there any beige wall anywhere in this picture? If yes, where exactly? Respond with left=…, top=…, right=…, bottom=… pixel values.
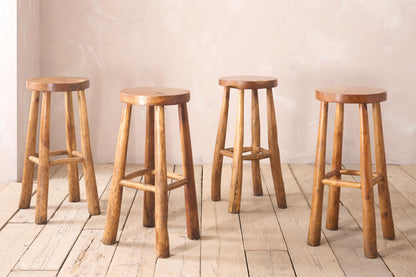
left=0, top=1, right=18, bottom=182
left=18, top=0, right=40, bottom=180
left=36, top=0, right=416, bottom=165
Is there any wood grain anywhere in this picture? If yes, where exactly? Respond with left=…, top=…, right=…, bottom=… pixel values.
left=77, top=90, right=100, bottom=215
left=372, top=103, right=395, bottom=240
left=201, top=164, right=248, bottom=276
left=262, top=164, right=344, bottom=277
left=316, top=87, right=387, bottom=103
left=292, top=164, right=393, bottom=277
left=219, top=76, right=277, bottom=89
left=178, top=103, right=200, bottom=239
left=26, top=77, right=89, bottom=92
left=154, top=105, right=169, bottom=258
left=35, top=91, right=51, bottom=224
left=251, top=89, right=263, bottom=196
left=143, top=106, right=155, bottom=227
left=20, top=91, right=40, bottom=209
left=266, top=88, right=286, bottom=208
left=103, top=103, right=132, bottom=245
left=326, top=103, right=344, bottom=230
left=359, top=103, right=377, bottom=258
left=120, top=87, right=190, bottom=106
left=307, top=101, right=328, bottom=246
left=211, top=87, right=230, bottom=201
left=229, top=89, right=244, bottom=213
left=65, top=91, right=80, bottom=202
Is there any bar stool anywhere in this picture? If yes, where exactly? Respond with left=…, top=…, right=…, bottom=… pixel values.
left=19, top=77, right=100, bottom=224
left=103, top=87, right=200, bottom=258
left=211, top=76, right=287, bottom=213
left=307, top=87, right=395, bottom=258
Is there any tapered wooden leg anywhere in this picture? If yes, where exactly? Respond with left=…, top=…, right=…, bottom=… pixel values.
left=20, top=91, right=40, bottom=209
left=65, top=91, right=80, bottom=202
left=307, top=101, right=328, bottom=246
left=35, top=92, right=51, bottom=224
left=326, top=103, right=344, bottom=230
left=372, top=103, right=395, bottom=240
left=179, top=103, right=200, bottom=240
left=103, top=103, right=132, bottom=245
left=359, top=104, right=377, bottom=258
left=155, top=105, right=170, bottom=258
left=77, top=90, right=100, bottom=215
left=266, top=88, right=287, bottom=208
left=143, top=106, right=155, bottom=227
left=251, top=89, right=262, bottom=196
left=211, top=87, right=230, bottom=201
left=229, top=89, right=244, bottom=213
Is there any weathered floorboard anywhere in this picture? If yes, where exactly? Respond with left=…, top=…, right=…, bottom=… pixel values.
left=261, top=164, right=344, bottom=277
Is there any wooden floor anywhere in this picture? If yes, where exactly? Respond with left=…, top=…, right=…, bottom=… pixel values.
left=1, top=163, right=416, bottom=276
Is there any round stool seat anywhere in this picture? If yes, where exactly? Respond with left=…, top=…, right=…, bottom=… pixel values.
left=219, top=76, right=277, bottom=89
left=316, top=87, right=387, bottom=104
left=26, top=77, right=89, bottom=92
left=120, top=87, right=190, bottom=106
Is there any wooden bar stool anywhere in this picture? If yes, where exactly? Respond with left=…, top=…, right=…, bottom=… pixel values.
left=211, top=76, right=287, bottom=213
left=103, top=87, right=200, bottom=258
left=19, top=77, right=100, bottom=224
left=307, top=87, right=395, bottom=258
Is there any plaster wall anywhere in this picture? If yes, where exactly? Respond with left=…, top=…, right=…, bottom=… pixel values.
left=17, top=0, right=40, bottom=180
left=0, top=1, right=18, bottom=182
left=38, top=0, right=416, bottom=165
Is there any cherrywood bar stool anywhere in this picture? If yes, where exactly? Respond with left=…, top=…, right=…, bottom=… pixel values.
left=211, top=76, right=287, bottom=213
left=103, top=87, right=200, bottom=258
left=307, top=87, right=395, bottom=258
left=19, top=77, right=100, bottom=224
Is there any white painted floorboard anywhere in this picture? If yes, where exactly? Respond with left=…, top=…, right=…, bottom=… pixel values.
left=1, top=163, right=415, bottom=276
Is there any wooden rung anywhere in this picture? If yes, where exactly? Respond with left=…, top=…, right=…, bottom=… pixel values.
left=28, top=155, right=39, bottom=164
left=71, top=150, right=83, bottom=158
left=219, top=149, right=234, bottom=158
left=372, top=174, right=384, bottom=185
left=50, top=157, right=83, bottom=166
left=243, top=151, right=271, bottom=160
left=50, top=149, right=68, bottom=156
left=119, top=179, right=155, bottom=192
left=33, top=149, right=68, bottom=157
left=322, top=178, right=361, bottom=189
left=340, top=168, right=378, bottom=178
left=167, top=178, right=188, bottom=191
left=219, top=147, right=271, bottom=160
left=324, top=170, right=338, bottom=179
left=220, top=147, right=253, bottom=158
left=124, top=168, right=150, bottom=180
left=150, top=170, right=185, bottom=181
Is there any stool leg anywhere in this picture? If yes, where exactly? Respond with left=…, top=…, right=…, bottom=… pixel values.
left=229, top=89, right=244, bottom=213
left=143, top=106, right=155, bottom=227
left=251, top=89, right=262, bottom=196
left=77, top=90, right=100, bottom=215
left=372, top=103, right=395, bottom=240
left=65, top=91, right=80, bottom=202
left=103, top=103, right=132, bottom=245
left=35, top=92, right=51, bottom=224
left=266, top=88, right=287, bottom=208
left=155, top=105, right=170, bottom=258
left=326, top=103, right=344, bottom=230
left=20, top=91, right=40, bottom=209
left=307, top=101, right=328, bottom=246
left=211, top=87, right=230, bottom=201
left=179, top=103, right=200, bottom=240
left=359, top=103, right=377, bottom=258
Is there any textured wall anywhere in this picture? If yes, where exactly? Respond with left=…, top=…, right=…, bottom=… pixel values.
left=0, top=1, right=18, bottom=182
left=38, top=0, right=416, bottom=165
left=17, top=0, right=40, bottom=180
